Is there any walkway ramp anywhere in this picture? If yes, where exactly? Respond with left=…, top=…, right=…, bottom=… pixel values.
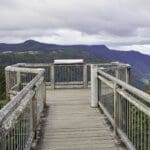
left=40, top=89, right=124, bottom=150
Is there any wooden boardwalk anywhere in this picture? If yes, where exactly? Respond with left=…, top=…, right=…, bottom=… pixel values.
left=40, top=89, right=126, bottom=150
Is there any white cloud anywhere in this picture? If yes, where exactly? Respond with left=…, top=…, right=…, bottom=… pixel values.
left=112, top=45, right=150, bottom=55
left=0, top=0, right=150, bottom=54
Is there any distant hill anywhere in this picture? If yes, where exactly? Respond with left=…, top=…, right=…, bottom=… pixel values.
left=0, top=40, right=150, bottom=89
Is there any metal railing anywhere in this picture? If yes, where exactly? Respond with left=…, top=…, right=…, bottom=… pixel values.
left=12, top=63, right=91, bottom=89
left=91, top=64, right=150, bottom=150
left=14, top=62, right=129, bottom=89
left=0, top=65, right=46, bottom=150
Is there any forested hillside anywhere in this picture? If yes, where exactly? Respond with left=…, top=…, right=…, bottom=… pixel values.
left=0, top=40, right=150, bottom=90
left=0, top=40, right=150, bottom=105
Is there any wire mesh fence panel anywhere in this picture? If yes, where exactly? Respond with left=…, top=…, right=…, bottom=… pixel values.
left=99, top=65, right=128, bottom=82
left=54, top=65, right=83, bottom=84
left=31, top=66, right=51, bottom=83
left=25, top=65, right=51, bottom=83
left=97, top=65, right=150, bottom=150
left=118, top=67, right=127, bottom=82
left=0, top=99, right=33, bottom=150
left=117, top=94, right=150, bottom=150
left=100, top=81, right=114, bottom=118
left=42, top=66, right=51, bottom=82
left=9, top=71, right=17, bottom=90
left=1, top=65, right=46, bottom=150
left=87, top=65, right=91, bottom=84
left=103, top=68, right=116, bottom=77
left=20, top=72, right=36, bottom=90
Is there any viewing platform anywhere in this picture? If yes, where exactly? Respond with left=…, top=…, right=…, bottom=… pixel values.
left=0, top=60, right=149, bottom=150
left=40, top=89, right=124, bottom=150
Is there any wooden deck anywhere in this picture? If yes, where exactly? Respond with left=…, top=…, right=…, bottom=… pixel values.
left=39, top=89, right=126, bottom=150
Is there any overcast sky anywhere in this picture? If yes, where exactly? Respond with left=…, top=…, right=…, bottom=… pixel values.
left=0, top=0, right=150, bottom=54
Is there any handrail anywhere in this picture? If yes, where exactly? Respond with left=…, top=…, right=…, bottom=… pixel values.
left=12, top=62, right=130, bottom=89
left=5, top=65, right=44, bottom=74
left=117, top=88, right=150, bottom=117
left=91, top=64, right=150, bottom=150
left=0, top=65, right=46, bottom=150
left=0, top=68, right=44, bottom=123
left=13, top=63, right=89, bottom=89
left=98, top=69, right=150, bottom=103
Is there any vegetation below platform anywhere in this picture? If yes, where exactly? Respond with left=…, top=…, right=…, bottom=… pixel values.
left=0, top=65, right=7, bottom=109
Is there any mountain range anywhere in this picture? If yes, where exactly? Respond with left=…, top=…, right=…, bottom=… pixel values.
left=0, top=40, right=149, bottom=89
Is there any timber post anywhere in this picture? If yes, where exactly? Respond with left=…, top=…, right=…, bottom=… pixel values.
left=91, top=64, right=98, bottom=107
left=5, top=68, right=10, bottom=101
left=51, top=64, right=55, bottom=89
left=17, top=71, right=21, bottom=91
left=83, top=64, right=88, bottom=88
left=126, top=65, right=131, bottom=83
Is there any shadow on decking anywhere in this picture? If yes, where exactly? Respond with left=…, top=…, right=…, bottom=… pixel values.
left=33, top=105, right=50, bottom=150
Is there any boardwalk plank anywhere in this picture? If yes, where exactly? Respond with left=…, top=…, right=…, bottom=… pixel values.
left=39, top=89, right=126, bottom=150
